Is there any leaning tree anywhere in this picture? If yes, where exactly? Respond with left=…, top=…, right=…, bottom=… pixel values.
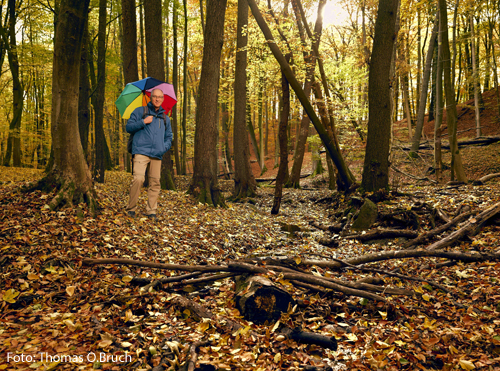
left=27, top=0, right=97, bottom=214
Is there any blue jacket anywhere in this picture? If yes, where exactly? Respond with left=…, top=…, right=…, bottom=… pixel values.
left=126, top=102, right=173, bottom=160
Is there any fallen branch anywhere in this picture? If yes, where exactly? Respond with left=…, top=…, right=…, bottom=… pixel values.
left=281, top=327, right=337, bottom=350
left=303, top=249, right=500, bottom=270
left=82, top=258, right=228, bottom=272
left=281, top=272, right=386, bottom=302
left=344, top=228, right=419, bottom=242
left=427, top=202, right=500, bottom=250
left=473, top=172, right=500, bottom=185
left=186, top=340, right=211, bottom=371
left=403, top=211, right=474, bottom=249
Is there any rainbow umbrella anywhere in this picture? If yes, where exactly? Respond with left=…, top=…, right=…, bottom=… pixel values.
left=115, top=77, right=177, bottom=119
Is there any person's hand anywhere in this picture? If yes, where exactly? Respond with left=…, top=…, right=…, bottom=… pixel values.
left=143, top=115, right=153, bottom=125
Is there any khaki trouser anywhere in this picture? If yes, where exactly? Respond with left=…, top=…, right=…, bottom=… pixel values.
left=126, top=154, right=162, bottom=215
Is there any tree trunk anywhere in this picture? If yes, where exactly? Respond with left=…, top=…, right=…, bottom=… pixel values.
left=121, top=0, right=139, bottom=172
left=439, top=0, right=467, bottom=183
left=122, top=0, right=139, bottom=84
left=172, top=0, right=179, bottom=177
left=188, top=0, right=227, bottom=206
left=361, top=0, right=399, bottom=192
left=233, top=0, right=256, bottom=199
left=247, top=0, right=355, bottom=189
left=234, top=274, right=294, bottom=325
left=2, top=0, right=23, bottom=167
left=434, top=12, right=444, bottom=183
left=181, top=0, right=188, bottom=175
left=78, top=19, right=91, bottom=158
left=27, top=0, right=97, bottom=215
left=410, top=13, right=438, bottom=156
left=93, top=0, right=107, bottom=183
left=470, top=14, right=481, bottom=137
left=271, top=55, right=291, bottom=215
left=139, top=2, right=146, bottom=78
left=145, top=0, right=175, bottom=190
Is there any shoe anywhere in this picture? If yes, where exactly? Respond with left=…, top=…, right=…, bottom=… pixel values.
left=127, top=211, right=135, bottom=218
left=147, top=214, right=158, bottom=221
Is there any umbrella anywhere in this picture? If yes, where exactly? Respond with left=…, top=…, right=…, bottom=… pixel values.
left=115, top=77, right=177, bottom=119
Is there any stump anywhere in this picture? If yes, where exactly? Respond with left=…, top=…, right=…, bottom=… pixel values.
left=234, top=275, right=294, bottom=324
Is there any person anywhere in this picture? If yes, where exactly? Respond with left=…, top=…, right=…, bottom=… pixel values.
left=125, top=88, right=172, bottom=220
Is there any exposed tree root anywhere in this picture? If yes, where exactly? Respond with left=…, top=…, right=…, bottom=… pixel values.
left=188, top=178, right=225, bottom=207
left=22, top=172, right=99, bottom=216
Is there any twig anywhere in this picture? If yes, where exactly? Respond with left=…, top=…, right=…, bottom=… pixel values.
left=186, top=340, right=211, bottom=371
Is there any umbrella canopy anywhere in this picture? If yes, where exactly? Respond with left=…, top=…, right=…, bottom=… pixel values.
left=115, top=77, right=177, bottom=119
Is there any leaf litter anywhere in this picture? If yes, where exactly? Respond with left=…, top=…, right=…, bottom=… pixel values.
left=1, top=166, right=500, bottom=370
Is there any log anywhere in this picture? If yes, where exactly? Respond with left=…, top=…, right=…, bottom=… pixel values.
left=281, top=326, right=337, bottom=350
left=473, top=172, right=500, bottom=185
left=427, top=202, right=500, bottom=250
left=234, top=274, right=294, bottom=324
left=403, top=211, right=474, bottom=249
left=344, top=228, right=419, bottom=242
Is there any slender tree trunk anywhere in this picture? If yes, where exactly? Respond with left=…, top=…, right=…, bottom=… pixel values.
left=171, top=0, right=179, bottom=176
left=271, top=55, right=291, bottom=215
left=181, top=0, right=188, bottom=175
left=233, top=0, right=256, bottom=199
left=470, top=14, right=481, bottom=137
left=435, top=11, right=444, bottom=182
left=439, top=0, right=467, bottom=182
left=139, top=2, right=146, bottom=78
left=361, top=0, right=399, bottom=192
left=410, top=14, right=438, bottom=155
left=188, top=0, right=227, bottom=206
left=3, top=0, right=23, bottom=167
left=93, top=0, right=107, bottom=183
left=165, top=0, right=170, bottom=83
left=199, top=0, right=205, bottom=36
left=257, top=80, right=266, bottom=172
left=247, top=101, right=261, bottom=169
left=121, top=0, right=139, bottom=172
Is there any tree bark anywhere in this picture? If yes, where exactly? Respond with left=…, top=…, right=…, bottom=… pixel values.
left=78, top=19, right=91, bottom=158
left=234, top=275, right=294, bottom=324
left=2, top=0, right=23, bottom=167
left=271, top=55, right=291, bottom=215
left=188, top=0, right=227, bottom=206
left=145, top=0, right=175, bottom=190
left=361, top=0, right=400, bottom=192
left=93, top=0, right=107, bottom=183
left=121, top=0, right=139, bottom=172
left=438, top=0, right=467, bottom=183
left=233, top=0, right=256, bottom=200
left=410, top=13, right=438, bottom=156
left=26, top=0, right=97, bottom=215
left=470, top=14, right=481, bottom=137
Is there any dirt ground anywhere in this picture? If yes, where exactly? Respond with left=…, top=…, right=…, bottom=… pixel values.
left=251, top=87, right=500, bottom=184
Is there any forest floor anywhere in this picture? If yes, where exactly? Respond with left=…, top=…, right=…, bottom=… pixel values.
left=1, top=89, right=500, bottom=371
